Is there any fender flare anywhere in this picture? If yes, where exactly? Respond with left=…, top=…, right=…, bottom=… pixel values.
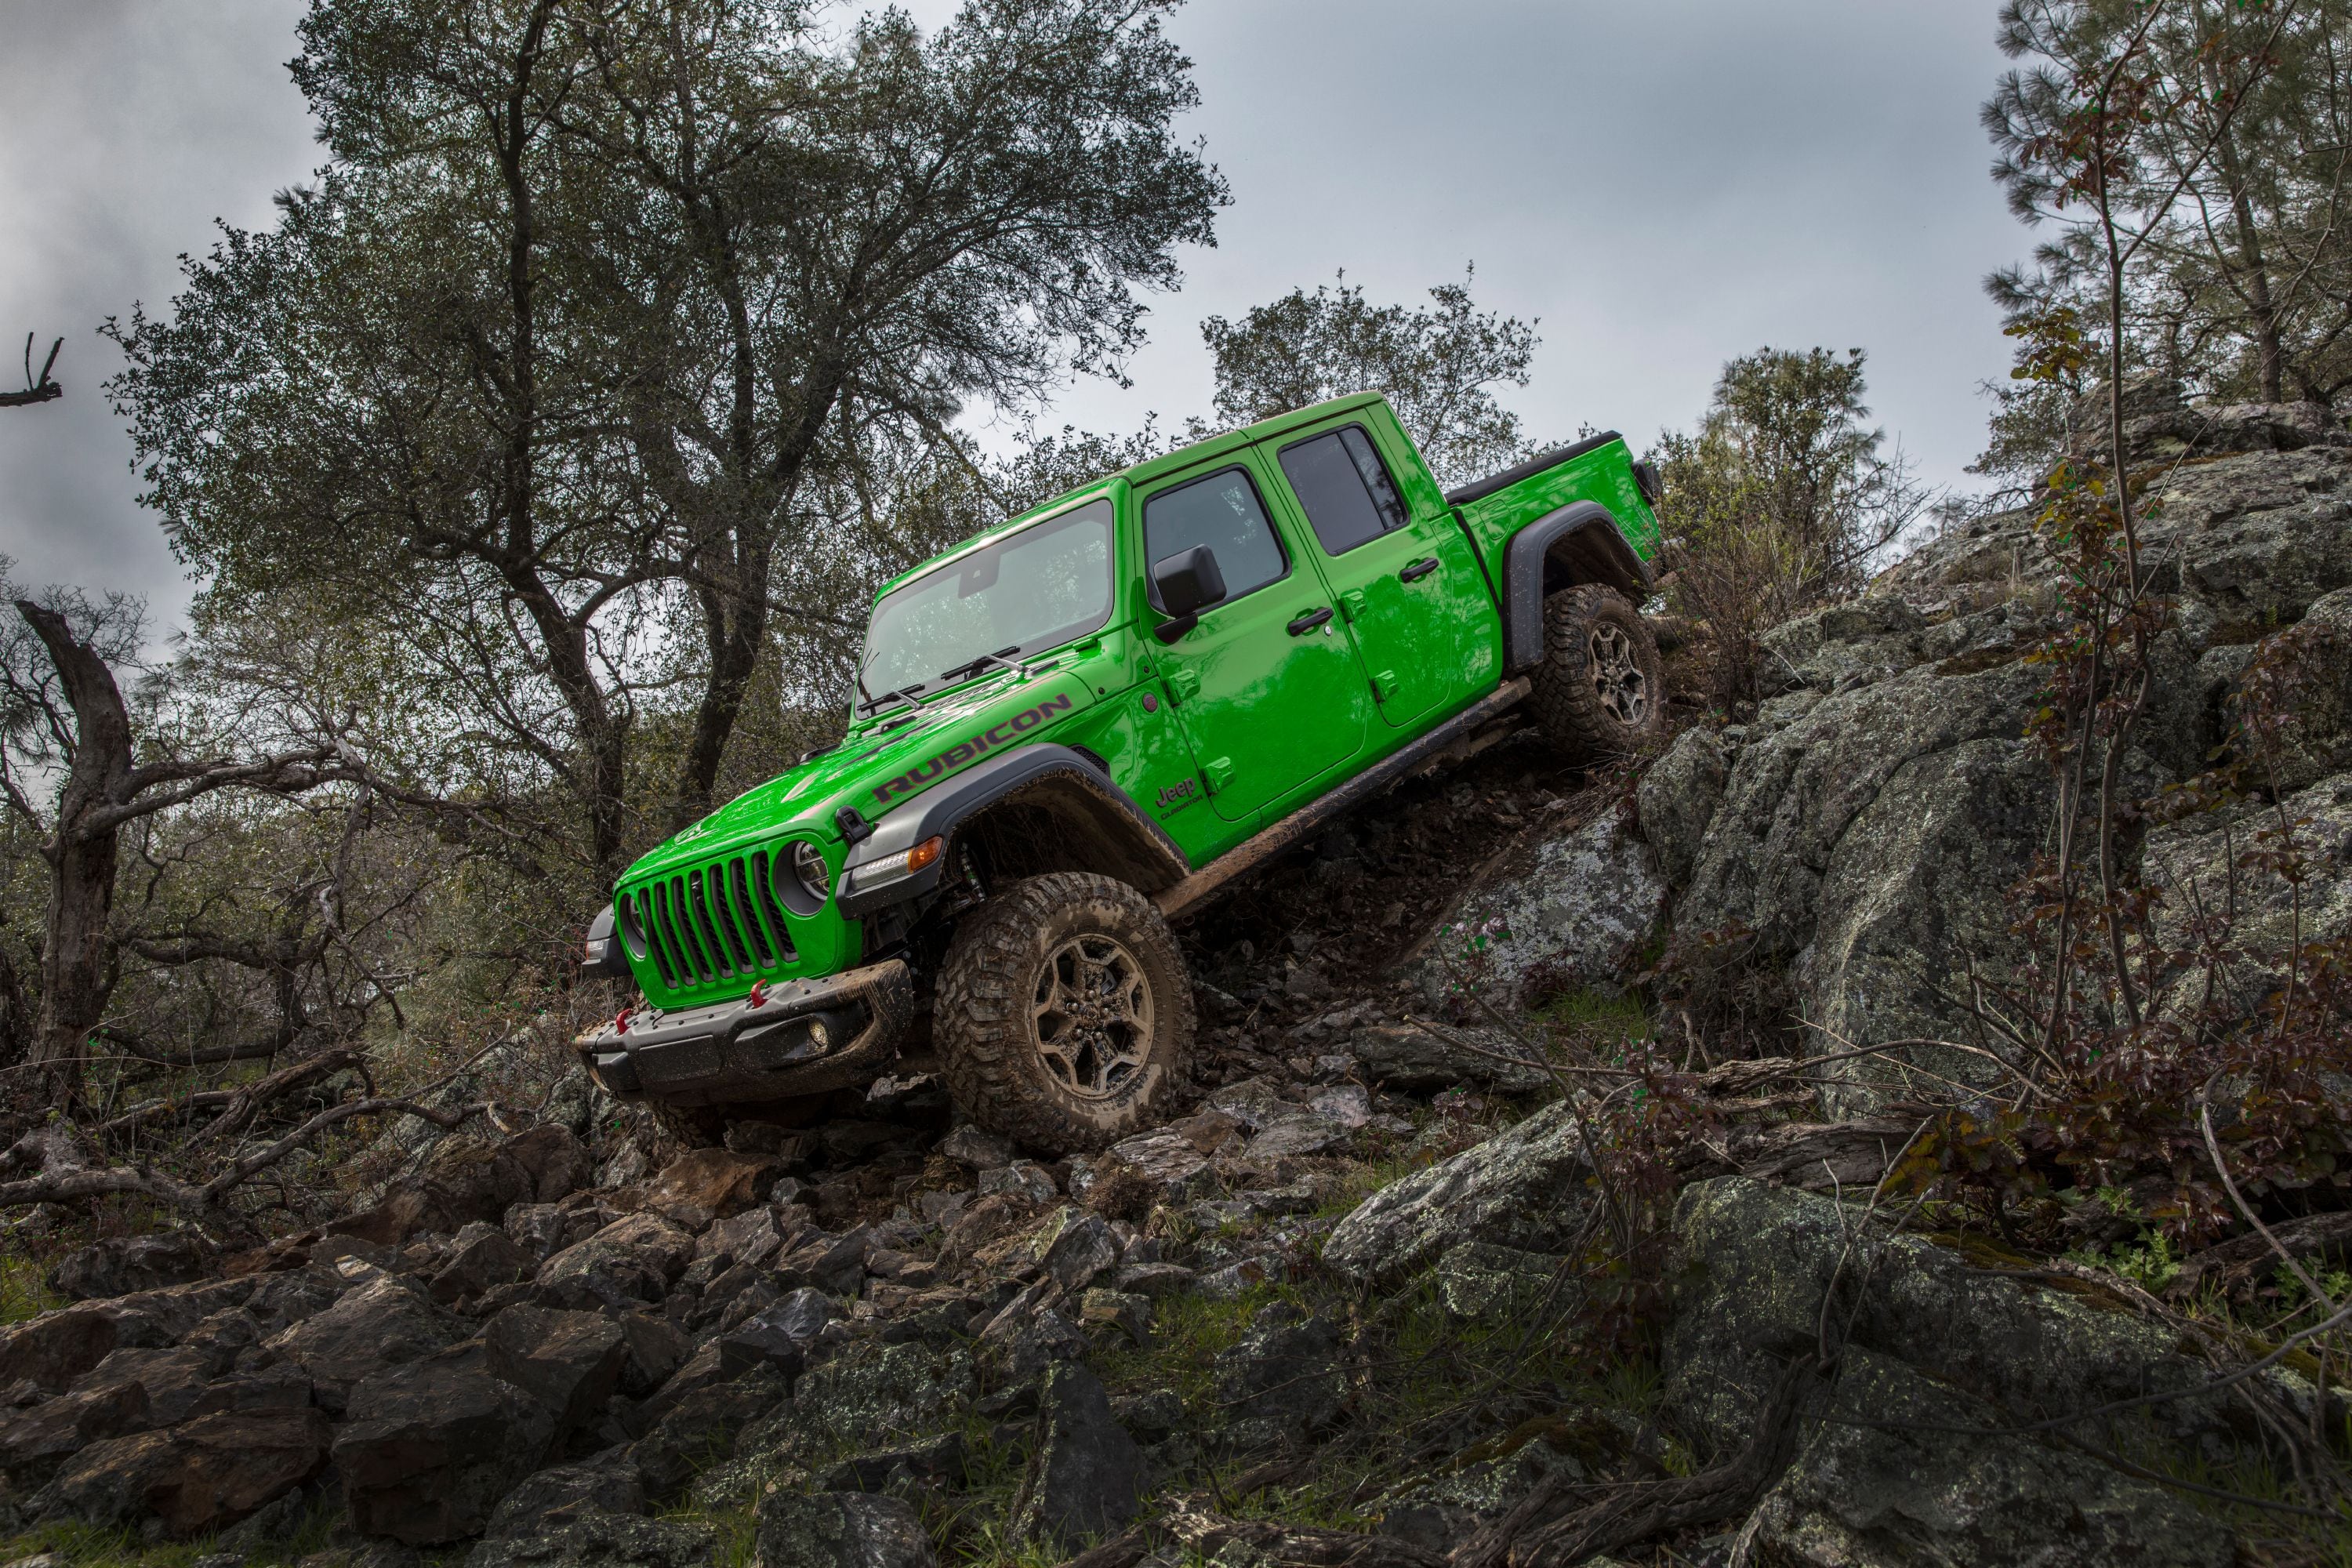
left=837, top=743, right=1189, bottom=916
left=1501, top=501, right=1654, bottom=675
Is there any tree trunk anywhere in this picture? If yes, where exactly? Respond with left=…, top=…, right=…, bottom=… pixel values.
left=16, top=601, right=136, bottom=1106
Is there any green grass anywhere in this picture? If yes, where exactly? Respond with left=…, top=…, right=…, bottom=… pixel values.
left=0, top=1495, right=341, bottom=1568
left=0, top=1253, right=64, bottom=1325
left=1530, top=986, right=1653, bottom=1055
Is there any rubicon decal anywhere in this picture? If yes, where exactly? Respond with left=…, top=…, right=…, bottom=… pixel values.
left=873, top=695, right=1076, bottom=804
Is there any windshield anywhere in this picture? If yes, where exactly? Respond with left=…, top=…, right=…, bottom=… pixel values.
left=858, top=499, right=1116, bottom=704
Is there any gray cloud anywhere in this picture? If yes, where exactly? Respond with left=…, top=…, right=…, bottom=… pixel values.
left=0, top=0, right=2023, bottom=644
left=0, top=0, right=316, bottom=637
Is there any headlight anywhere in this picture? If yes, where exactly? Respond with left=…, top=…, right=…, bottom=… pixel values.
left=789, top=840, right=829, bottom=906
left=770, top=838, right=832, bottom=916
left=843, top=835, right=945, bottom=894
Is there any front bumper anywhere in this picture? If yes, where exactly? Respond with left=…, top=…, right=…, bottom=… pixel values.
left=574, top=958, right=914, bottom=1108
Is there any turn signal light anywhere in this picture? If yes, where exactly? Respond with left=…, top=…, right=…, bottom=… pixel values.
left=906, top=836, right=945, bottom=873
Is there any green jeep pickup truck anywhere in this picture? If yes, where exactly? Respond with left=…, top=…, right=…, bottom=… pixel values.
left=575, top=392, right=1664, bottom=1152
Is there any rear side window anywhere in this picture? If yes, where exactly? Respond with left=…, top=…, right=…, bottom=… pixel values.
left=1142, top=466, right=1288, bottom=607
left=1278, top=426, right=1412, bottom=555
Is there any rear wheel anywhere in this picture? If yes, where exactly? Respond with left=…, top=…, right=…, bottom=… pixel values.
left=1530, top=583, right=1665, bottom=763
left=934, top=872, right=1193, bottom=1154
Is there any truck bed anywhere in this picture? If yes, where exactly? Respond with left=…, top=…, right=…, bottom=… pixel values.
left=1445, top=430, right=1661, bottom=586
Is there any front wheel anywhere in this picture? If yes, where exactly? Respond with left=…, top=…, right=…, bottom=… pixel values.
left=1529, top=583, right=1666, bottom=763
left=934, top=872, right=1194, bottom=1154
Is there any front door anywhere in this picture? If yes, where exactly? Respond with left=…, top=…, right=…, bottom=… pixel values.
left=1139, top=459, right=1369, bottom=823
left=1268, top=419, right=1491, bottom=727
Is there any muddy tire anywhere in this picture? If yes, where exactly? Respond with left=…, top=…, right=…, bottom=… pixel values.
left=1529, top=583, right=1665, bottom=763
left=935, top=872, right=1194, bottom=1154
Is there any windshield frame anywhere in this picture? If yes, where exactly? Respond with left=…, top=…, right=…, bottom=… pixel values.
left=855, top=496, right=1120, bottom=713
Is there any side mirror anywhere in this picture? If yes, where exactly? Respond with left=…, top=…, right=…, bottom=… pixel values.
left=1150, top=546, right=1225, bottom=643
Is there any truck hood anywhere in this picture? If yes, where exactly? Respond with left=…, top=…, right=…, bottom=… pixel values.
left=623, top=666, right=1098, bottom=882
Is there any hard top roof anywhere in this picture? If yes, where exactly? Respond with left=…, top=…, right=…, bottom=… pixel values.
left=872, top=391, right=1389, bottom=601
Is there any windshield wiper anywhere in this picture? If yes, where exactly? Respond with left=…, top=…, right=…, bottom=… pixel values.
left=938, top=645, right=1027, bottom=684
left=857, top=681, right=928, bottom=716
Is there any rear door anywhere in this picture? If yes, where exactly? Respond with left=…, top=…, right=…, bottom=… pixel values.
left=1138, top=456, right=1370, bottom=823
left=1267, top=416, right=1494, bottom=727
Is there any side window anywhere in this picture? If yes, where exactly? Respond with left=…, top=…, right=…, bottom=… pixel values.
left=1142, top=466, right=1288, bottom=608
left=1278, top=426, right=1413, bottom=556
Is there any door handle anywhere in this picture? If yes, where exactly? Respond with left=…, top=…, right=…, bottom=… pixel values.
left=1287, top=608, right=1334, bottom=637
left=1399, top=557, right=1440, bottom=583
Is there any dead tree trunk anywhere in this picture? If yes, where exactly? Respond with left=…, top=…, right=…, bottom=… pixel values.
left=16, top=601, right=135, bottom=1105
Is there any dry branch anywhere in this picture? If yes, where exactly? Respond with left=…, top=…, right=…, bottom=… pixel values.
left=0, top=334, right=61, bottom=408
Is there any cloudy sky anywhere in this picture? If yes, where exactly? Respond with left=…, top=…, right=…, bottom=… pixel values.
left=0, top=0, right=2021, bottom=642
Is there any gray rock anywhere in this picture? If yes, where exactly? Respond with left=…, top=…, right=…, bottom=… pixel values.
left=1014, top=1362, right=1145, bottom=1552
left=816, top=1432, right=967, bottom=1494
left=1636, top=725, right=1730, bottom=887
left=506, top=1201, right=612, bottom=1262
left=41, top=1408, right=332, bottom=1537
left=2144, top=770, right=2352, bottom=995
left=1664, top=1178, right=2296, bottom=1461
left=1323, top=1100, right=1595, bottom=1286
left=2230, top=586, right=2352, bottom=793
left=467, top=1513, right=717, bottom=1568
left=334, top=1345, right=559, bottom=1544
left=481, top=1305, right=627, bottom=1434
left=1077, top=1288, right=1151, bottom=1344
left=749, top=1341, right=973, bottom=1469
left=480, top=1452, right=645, bottom=1538
left=753, top=1491, right=935, bottom=1568
left=981, top=1306, right=1087, bottom=1381
left=1748, top=1348, right=2234, bottom=1567
left=978, top=1163, right=1058, bottom=1204
left=1192, top=1255, right=1288, bottom=1300
left=1041, top=1213, right=1119, bottom=1294
left=693, top=1207, right=787, bottom=1273
left=1433, top=1243, right=1569, bottom=1322
left=1346, top=1022, right=1550, bottom=1094
left=936, top=1125, right=1016, bottom=1170
left=50, top=1234, right=215, bottom=1303
left=1671, top=637, right=2085, bottom=1103
left=265, top=1276, right=458, bottom=1416
left=612, top=1310, right=691, bottom=1399
left=430, top=1225, right=535, bottom=1306
left=1114, top=1261, right=1196, bottom=1299
left=1374, top=1432, right=1584, bottom=1555
left=1211, top=1305, right=1344, bottom=1453
left=630, top=1365, right=786, bottom=1501
left=536, top=1214, right=697, bottom=1311
left=1758, top=597, right=1928, bottom=697
left=1098, top=1128, right=1215, bottom=1200
left=716, top=1287, right=834, bottom=1377
left=771, top=1226, right=872, bottom=1296
left=1400, top=811, right=1664, bottom=1012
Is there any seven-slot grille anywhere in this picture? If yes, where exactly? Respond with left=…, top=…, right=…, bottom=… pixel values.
left=622, top=849, right=798, bottom=990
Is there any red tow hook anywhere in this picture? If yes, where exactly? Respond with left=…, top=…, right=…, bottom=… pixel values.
left=748, top=980, right=769, bottom=1008
left=614, top=1007, right=632, bottom=1035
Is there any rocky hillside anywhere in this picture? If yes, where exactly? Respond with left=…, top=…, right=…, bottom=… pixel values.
left=4, top=416, right=2351, bottom=1568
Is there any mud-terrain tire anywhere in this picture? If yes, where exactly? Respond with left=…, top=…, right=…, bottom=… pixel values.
left=1530, top=583, right=1665, bottom=763
left=935, top=872, right=1194, bottom=1154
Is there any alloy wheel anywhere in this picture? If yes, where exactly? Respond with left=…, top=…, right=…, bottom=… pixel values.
left=1588, top=622, right=1650, bottom=726
left=1030, top=933, right=1155, bottom=1101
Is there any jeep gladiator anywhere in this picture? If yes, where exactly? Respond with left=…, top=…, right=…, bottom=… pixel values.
left=575, top=392, right=1664, bottom=1152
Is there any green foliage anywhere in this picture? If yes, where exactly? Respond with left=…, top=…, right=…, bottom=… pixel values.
left=110, top=0, right=1229, bottom=871
left=1983, top=0, right=2352, bottom=408
left=1647, top=347, right=1929, bottom=708
left=1200, top=267, right=1538, bottom=489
